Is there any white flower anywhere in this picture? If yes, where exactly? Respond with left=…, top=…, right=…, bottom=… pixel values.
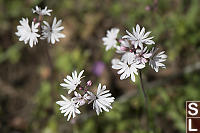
left=71, top=91, right=88, bottom=106
left=121, top=51, right=135, bottom=63
left=135, top=47, right=152, bottom=65
left=32, top=6, right=52, bottom=16
left=149, top=48, right=167, bottom=72
left=56, top=95, right=81, bottom=121
left=60, top=70, right=84, bottom=94
left=122, top=24, right=155, bottom=49
left=15, top=18, right=40, bottom=47
left=41, top=17, right=65, bottom=44
left=112, top=54, right=145, bottom=82
left=116, top=39, right=131, bottom=54
left=86, top=91, right=96, bottom=104
left=102, top=28, right=120, bottom=51
left=87, top=84, right=115, bottom=115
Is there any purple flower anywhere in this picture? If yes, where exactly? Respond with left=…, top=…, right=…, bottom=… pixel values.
left=92, top=61, right=105, bottom=76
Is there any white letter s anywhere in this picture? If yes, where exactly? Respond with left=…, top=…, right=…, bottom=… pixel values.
left=188, top=103, right=198, bottom=116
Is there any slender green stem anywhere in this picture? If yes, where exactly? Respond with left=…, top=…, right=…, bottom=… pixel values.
left=44, top=45, right=57, bottom=107
left=45, top=45, right=54, bottom=71
left=138, top=69, right=149, bottom=132
left=138, top=70, right=148, bottom=107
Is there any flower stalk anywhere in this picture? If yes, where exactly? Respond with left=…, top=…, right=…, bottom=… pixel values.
left=138, top=70, right=148, bottom=108
left=139, top=69, right=150, bottom=132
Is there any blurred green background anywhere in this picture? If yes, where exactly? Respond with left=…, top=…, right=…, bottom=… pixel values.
left=0, top=0, right=200, bottom=133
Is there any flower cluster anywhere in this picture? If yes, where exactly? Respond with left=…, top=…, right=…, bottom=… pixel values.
left=102, top=24, right=167, bottom=82
left=56, top=70, right=115, bottom=121
left=16, top=6, right=65, bottom=47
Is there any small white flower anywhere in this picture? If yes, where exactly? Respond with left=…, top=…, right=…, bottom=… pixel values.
left=149, top=48, right=167, bottom=72
left=116, top=39, right=131, bottom=54
left=122, top=24, right=155, bottom=49
left=32, top=6, right=52, bottom=16
left=60, top=70, right=84, bottom=94
left=57, top=69, right=116, bottom=121
left=41, top=17, right=65, bottom=44
left=112, top=55, right=145, bottom=82
left=102, top=28, right=120, bottom=51
left=87, top=84, right=115, bottom=115
left=15, top=18, right=40, bottom=47
left=56, top=95, right=81, bottom=121
left=71, top=91, right=88, bottom=106
left=86, top=91, right=96, bottom=104
left=120, top=51, right=135, bottom=63
left=135, top=47, right=152, bottom=65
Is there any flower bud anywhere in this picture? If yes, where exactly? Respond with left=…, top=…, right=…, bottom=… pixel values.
left=145, top=6, right=151, bottom=11
left=79, top=87, right=83, bottom=90
left=33, top=18, right=37, bottom=22
left=129, top=49, right=133, bottom=53
left=85, top=88, right=88, bottom=91
left=118, top=39, right=123, bottom=43
left=129, top=48, right=136, bottom=53
left=86, top=80, right=92, bottom=86
left=120, top=46, right=128, bottom=51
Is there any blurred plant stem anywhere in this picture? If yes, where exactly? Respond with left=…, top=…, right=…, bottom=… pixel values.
left=44, top=44, right=57, bottom=107
left=138, top=70, right=148, bottom=107
left=45, top=45, right=54, bottom=71
left=138, top=70, right=149, bottom=133
left=73, top=124, right=79, bottom=133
